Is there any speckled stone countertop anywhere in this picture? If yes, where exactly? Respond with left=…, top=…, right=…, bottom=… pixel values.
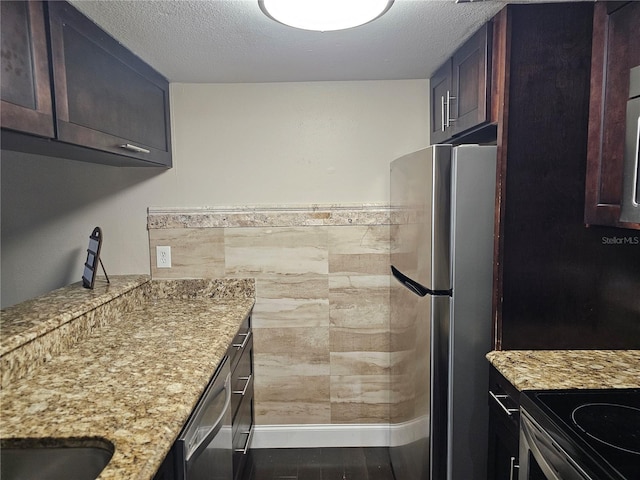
left=1, top=278, right=254, bottom=480
left=1, top=275, right=149, bottom=357
left=487, top=350, right=640, bottom=391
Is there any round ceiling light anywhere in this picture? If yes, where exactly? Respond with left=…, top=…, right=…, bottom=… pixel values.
left=259, top=0, right=394, bottom=32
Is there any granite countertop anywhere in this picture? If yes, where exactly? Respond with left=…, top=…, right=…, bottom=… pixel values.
left=0, top=279, right=254, bottom=480
left=487, top=350, right=640, bottom=391
left=0, top=275, right=149, bottom=357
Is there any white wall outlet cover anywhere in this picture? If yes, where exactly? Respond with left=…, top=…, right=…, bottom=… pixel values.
left=156, top=246, right=172, bottom=268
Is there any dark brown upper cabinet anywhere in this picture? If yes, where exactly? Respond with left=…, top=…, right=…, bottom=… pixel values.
left=584, top=1, right=640, bottom=230
left=491, top=2, right=640, bottom=351
left=0, top=1, right=54, bottom=138
left=1, top=1, right=172, bottom=168
left=47, top=1, right=172, bottom=167
left=430, top=24, right=493, bottom=145
left=430, top=61, right=452, bottom=145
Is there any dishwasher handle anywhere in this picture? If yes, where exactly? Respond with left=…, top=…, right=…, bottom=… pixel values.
left=184, top=370, right=232, bottom=462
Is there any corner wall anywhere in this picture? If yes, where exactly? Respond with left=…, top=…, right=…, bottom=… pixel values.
left=1, top=80, right=429, bottom=307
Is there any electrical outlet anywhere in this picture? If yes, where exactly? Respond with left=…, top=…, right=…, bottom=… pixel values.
left=156, top=246, right=172, bottom=268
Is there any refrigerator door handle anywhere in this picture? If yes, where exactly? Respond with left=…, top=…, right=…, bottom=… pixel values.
left=391, top=266, right=452, bottom=297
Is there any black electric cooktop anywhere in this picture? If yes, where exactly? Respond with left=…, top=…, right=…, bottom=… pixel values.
left=521, top=389, right=640, bottom=480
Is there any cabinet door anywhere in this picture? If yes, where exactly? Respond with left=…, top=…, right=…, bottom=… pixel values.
left=0, top=1, right=54, bottom=138
left=232, top=391, right=253, bottom=480
left=585, top=1, right=640, bottom=229
left=47, top=1, right=172, bottom=167
left=430, top=60, right=453, bottom=144
left=229, top=314, right=253, bottom=480
left=487, top=367, right=520, bottom=480
left=152, top=449, right=175, bottom=480
left=487, top=420, right=519, bottom=480
left=451, top=24, right=491, bottom=136
left=429, top=24, right=492, bottom=145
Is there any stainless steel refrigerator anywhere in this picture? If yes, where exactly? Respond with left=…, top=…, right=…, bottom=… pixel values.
left=389, top=144, right=497, bottom=480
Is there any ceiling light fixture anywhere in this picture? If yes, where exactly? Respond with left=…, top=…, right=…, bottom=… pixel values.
left=259, top=0, right=394, bottom=32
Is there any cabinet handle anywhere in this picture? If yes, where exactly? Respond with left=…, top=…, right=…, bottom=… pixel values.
left=119, top=143, right=150, bottom=154
left=509, top=456, right=519, bottom=480
left=441, top=95, right=446, bottom=132
left=489, top=390, right=519, bottom=416
left=445, top=90, right=456, bottom=127
left=232, top=374, right=252, bottom=396
left=232, top=331, right=252, bottom=350
left=235, top=428, right=254, bottom=454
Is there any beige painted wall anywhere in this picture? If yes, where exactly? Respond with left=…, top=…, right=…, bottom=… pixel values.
left=1, top=80, right=429, bottom=307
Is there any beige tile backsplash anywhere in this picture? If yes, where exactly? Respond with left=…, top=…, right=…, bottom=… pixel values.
left=150, top=228, right=225, bottom=278
left=148, top=205, right=393, bottom=425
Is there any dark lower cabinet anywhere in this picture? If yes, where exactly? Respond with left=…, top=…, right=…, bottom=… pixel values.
left=153, top=449, right=175, bottom=480
left=229, top=314, right=254, bottom=480
left=0, top=1, right=54, bottom=138
left=487, top=366, right=520, bottom=480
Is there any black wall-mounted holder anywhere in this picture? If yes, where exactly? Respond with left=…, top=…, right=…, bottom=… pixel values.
left=82, top=227, right=110, bottom=289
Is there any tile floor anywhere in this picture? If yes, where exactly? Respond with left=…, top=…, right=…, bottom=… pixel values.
left=240, top=447, right=396, bottom=480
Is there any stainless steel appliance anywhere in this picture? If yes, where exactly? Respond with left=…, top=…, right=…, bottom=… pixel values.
left=519, top=389, right=640, bottom=480
left=620, top=65, right=640, bottom=223
left=389, top=145, right=497, bottom=480
left=175, top=357, right=233, bottom=480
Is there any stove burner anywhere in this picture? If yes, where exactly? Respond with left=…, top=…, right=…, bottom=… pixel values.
left=571, top=403, right=640, bottom=455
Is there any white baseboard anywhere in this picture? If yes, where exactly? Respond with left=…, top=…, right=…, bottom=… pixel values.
left=250, top=417, right=429, bottom=449
left=389, top=415, right=429, bottom=447
left=250, top=423, right=390, bottom=449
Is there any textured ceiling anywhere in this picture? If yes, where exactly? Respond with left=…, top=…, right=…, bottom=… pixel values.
left=68, top=0, right=586, bottom=83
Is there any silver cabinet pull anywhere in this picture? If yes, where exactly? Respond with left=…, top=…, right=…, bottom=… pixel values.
left=232, top=374, right=252, bottom=396
left=120, top=143, right=150, bottom=154
left=232, top=330, right=252, bottom=350
left=489, top=390, right=519, bottom=416
left=235, top=428, right=254, bottom=454
left=441, top=95, right=446, bottom=132
left=445, top=90, right=456, bottom=127
left=509, top=456, right=519, bottom=480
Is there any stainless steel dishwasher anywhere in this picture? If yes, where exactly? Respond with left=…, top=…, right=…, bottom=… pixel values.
left=174, top=357, right=232, bottom=480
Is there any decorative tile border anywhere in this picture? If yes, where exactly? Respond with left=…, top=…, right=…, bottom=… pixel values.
left=147, top=204, right=393, bottom=229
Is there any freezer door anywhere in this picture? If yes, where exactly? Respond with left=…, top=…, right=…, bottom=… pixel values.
left=390, top=145, right=452, bottom=292
left=389, top=145, right=453, bottom=480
